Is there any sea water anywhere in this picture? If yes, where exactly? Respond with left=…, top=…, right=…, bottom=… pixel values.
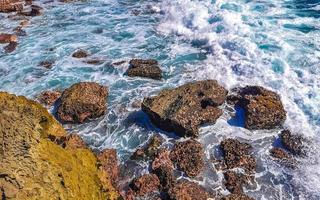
left=0, top=0, right=319, bottom=199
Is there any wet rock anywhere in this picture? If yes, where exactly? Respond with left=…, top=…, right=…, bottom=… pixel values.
left=98, top=149, right=119, bottom=186
left=270, top=147, right=290, bottom=160
left=224, top=171, right=246, bottom=194
left=0, top=0, right=23, bottom=13
left=48, top=133, right=87, bottom=150
left=20, top=4, right=43, bottom=16
left=233, top=86, right=286, bottom=130
left=221, top=194, right=254, bottom=200
left=4, top=42, right=18, bottom=53
left=72, top=49, right=89, bottom=58
left=56, top=82, right=108, bottom=123
left=0, top=92, right=120, bottom=199
left=168, top=180, right=211, bottom=200
left=170, top=139, right=204, bottom=177
left=84, top=59, right=105, bottom=65
left=220, top=139, right=256, bottom=173
left=113, top=60, right=126, bottom=66
left=142, top=80, right=228, bottom=137
left=13, top=26, right=26, bottom=36
left=0, top=33, right=17, bottom=43
left=280, top=130, right=307, bottom=156
left=130, top=174, right=160, bottom=197
left=39, top=60, right=55, bottom=69
left=131, top=135, right=163, bottom=160
left=37, top=90, right=61, bottom=106
left=152, top=148, right=174, bottom=171
left=126, top=59, right=162, bottom=80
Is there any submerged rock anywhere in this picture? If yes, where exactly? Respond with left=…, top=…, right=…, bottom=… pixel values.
left=39, top=60, right=55, bottom=69
left=270, top=147, right=290, bottom=160
left=56, top=82, right=108, bottom=123
left=280, top=130, right=307, bottom=156
left=4, top=42, right=18, bottom=53
left=168, top=180, right=211, bottom=200
left=231, top=86, right=286, bottom=130
left=0, top=92, right=120, bottom=199
left=221, top=193, right=254, bottom=200
left=126, top=59, right=162, bottom=80
left=37, top=90, right=61, bottom=106
left=220, top=139, right=256, bottom=173
left=130, top=174, right=160, bottom=197
left=170, top=139, right=204, bottom=177
left=142, top=80, right=228, bottom=137
left=131, top=135, right=163, bottom=160
left=72, top=49, right=89, bottom=58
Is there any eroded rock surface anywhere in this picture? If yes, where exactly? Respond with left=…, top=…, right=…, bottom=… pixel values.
left=0, top=92, right=120, bottom=199
left=72, top=49, right=89, bottom=58
left=131, top=135, right=163, bottom=160
left=37, top=90, right=61, bottom=106
left=280, top=130, right=307, bottom=156
left=0, top=0, right=23, bottom=13
left=56, top=82, right=108, bottom=123
left=142, top=80, right=228, bottom=137
left=130, top=174, right=160, bottom=197
left=168, top=180, right=211, bottom=200
left=221, top=193, right=254, bottom=200
left=126, top=59, right=162, bottom=80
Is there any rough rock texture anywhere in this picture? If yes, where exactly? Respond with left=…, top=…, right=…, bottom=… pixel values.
left=224, top=171, right=246, bottom=194
left=152, top=148, right=174, bottom=171
left=72, top=49, right=89, bottom=58
left=4, top=42, right=18, bottom=53
left=232, top=86, right=286, bottom=130
left=142, top=80, right=228, bottom=137
left=0, top=0, right=23, bottom=13
left=56, top=82, right=108, bottom=123
left=98, top=149, right=119, bottom=187
left=130, top=174, right=160, bottom=197
left=126, top=59, right=162, bottom=80
left=131, top=135, right=163, bottom=160
left=220, top=139, right=256, bottom=173
left=0, top=92, right=120, bottom=199
left=0, top=33, right=17, bottom=43
left=280, top=130, right=306, bottom=156
left=39, top=60, right=55, bottom=69
left=168, top=180, right=210, bottom=200
left=20, top=4, right=43, bottom=16
left=270, top=147, right=290, bottom=160
left=170, top=139, right=204, bottom=177
left=37, top=90, right=61, bottom=106
left=221, top=194, right=254, bottom=200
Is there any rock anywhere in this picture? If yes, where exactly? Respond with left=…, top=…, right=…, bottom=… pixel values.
left=220, top=139, right=256, bottom=173
left=48, top=133, right=87, bottom=150
left=152, top=148, right=174, bottom=171
left=0, top=92, right=120, bottom=199
left=98, top=149, right=119, bottom=186
left=37, top=90, right=61, bottom=106
left=56, top=82, right=108, bottom=123
left=170, top=139, right=204, bottom=177
left=126, top=59, right=162, bottom=80
left=168, top=180, right=211, bottom=200
left=112, top=60, right=126, bottom=66
left=20, top=4, right=43, bottom=16
left=270, top=147, right=290, bottom=160
left=84, top=59, right=105, bottom=65
left=0, top=0, right=23, bottom=13
left=224, top=171, right=246, bottom=194
left=280, top=130, right=306, bottom=156
left=131, top=135, right=163, bottom=160
left=0, top=33, right=17, bottom=43
left=39, top=60, right=55, bottom=69
left=142, top=80, right=227, bottom=137
left=130, top=174, right=160, bottom=197
left=4, top=42, right=18, bottom=53
left=13, top=26, right=27, bottom=36
left=221, top=194, right=254, bottom=200
left=72, top=49, right=89, bottom=58
left=233, top=86, right=286, bottom=130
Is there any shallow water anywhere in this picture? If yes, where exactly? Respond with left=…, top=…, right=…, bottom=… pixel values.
left=0, top=0, right=320, bottom=199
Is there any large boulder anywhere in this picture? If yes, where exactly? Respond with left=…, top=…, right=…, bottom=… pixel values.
left=56, top=82, right=108, bottom=123
left=0, top=92, right=120, bottom=199
left=0, top=0, right=23, bottom=13
left=229, top=86, right=286, bottom=130
left=130, top=174, right=160, bottom=197
left=168, top=180, right=211, bottom=200
left=126, top=59, right=162, bottom=80
left=170, top=139, right=204, bottom=177
left=279, top=130, right=307, bottom=156
left=142, top=80, right=228, bottom=137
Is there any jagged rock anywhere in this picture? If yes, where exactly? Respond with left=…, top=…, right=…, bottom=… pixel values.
left=39, top=60, right=55, bottom=69
left=98, top=149, right=119, bottom=187
left=224, top=171, right=246, bottom=194
left=220, top=139, right=256, bottom=173
left=0, top=0, right=23, bottom=13
left=37, top=90, right=61, bottom=106
left=56, top=82, right=108, bottom=123
left=130, top=174, right=160, bottom=197
left=4, top=42, right=18, bottom=53
left=84, top=59, right=105, bottom=65
left=152, top=148, right=174, bottom=171
left=0, top=92, right=120, bottom=199
left=170, top=139, right=204, bottom=177
left=72, top=49, right=89, bottom=58
left=221, top=194, right=254, bottom=200
left=126, top=59, right=162, bottom=80
left=270, top=147, right=290, bottom=160
left=0, top=33, right=17, bottom=43
left=20, top=4, right=43, bottom=16
left=142, top=80, right=228, bottom=137
left=280, top=130, right=307, bottom=156
left=168, top=180, right=211, bottom=200
left=131, top=135, right=163, bottom=160
left=232, top=86, right=286, bottom=130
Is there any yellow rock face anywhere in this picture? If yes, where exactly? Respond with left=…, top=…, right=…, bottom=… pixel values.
left=0, top=92, right=120, bottom=200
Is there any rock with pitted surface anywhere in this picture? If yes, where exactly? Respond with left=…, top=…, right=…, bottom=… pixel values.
left=224, top=171, right=247, bottom=194
left=168, top=180, right=211, bottom=200
left=231, top=86, right=286, bottom=130
left=72, top=49, right=89, bottom=58
left=4, top=42, right=18, bottom=53
left=280, top=130, right=307, bottom=156
left=130, top=174, right=160, bottom=197
left=221, top=194, right=254, bottom=200
left=98, top=149, right=119, bottom=187
left=270, top=147, right=290, bottom=160
left=142, top=80, right=228, bottom=137
left=220, top=139, right=256, bottom=173
left=39, top=60, right=55, bottom=69
left=126, top=59, right=162, bottom=80
left=0, top=0, right=23, bottom=13
left=0, top=92, right=120, bottom=200
left=56, top=82, right=108, bottom=123
left=37, top=90, right=61, bottom=106
left=170, top=139, right=204, bottom=177
left=131, top=135, right=163, bottom=160
left=0, top=33, right=17, bottom=43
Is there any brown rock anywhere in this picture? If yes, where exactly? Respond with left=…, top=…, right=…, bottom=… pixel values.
left=233, top=86, right=286, bottom=130
left=84, top=59, right=105, bottom=65
left=56, top=82, right=108, bottom=123
left=220, top=139, right=256, bottom=173
left=72, top=49, right=89, bottom=58
left=0, top=33, right=17, bottom=43
left=39, top=60, right=55, bottom=69
left=98, top=149, right=119, bottom=186
left=112, top=60, right=126, bottom=66
left=126, top=59, right=162, bottom=80
left=221, top=194, right=254, bottom=200
left=131, top=135, right=163, bottom=160
left=142, top=80, right=228, bottom=137
left=224, top=171, right=246, bottom=194
left=20, top=4, right=43, bottom=16
left=0, top=0, right=23, bottom=13
left=168, top=180, right=210, bottom=200
left=130, top=174, right=160, bottom=197
left=37, top=90, right=61, bottom=106
left=152, top=148, right=174, bottom=171
left=13, top=26, right=26, bottom=36
left=270, top=147, right=290, bottom=159
left=170, top=139, right=204, bottom=177
left=280, top=130, right=307, bottom=156
left=4, top=42, right=18, bottom=53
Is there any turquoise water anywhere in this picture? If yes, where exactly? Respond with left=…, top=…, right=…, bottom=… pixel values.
left=1, top=0, right=320, bottom=199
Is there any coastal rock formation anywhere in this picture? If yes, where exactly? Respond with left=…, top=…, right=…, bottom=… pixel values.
left=39, top=60, right=55, bottom=69
left=98, top=149, right=119, bottom=187
left=56, top=82, right=108, bottom=123
left=170, top=139, right=204, bottom=177
left=280, top=130, right=307, bottom=156
left=130, top=174, right=160, bottom=197
left=230, top=86, right=286, bottom=130
left=131, top=135, right=163, bottom=160
left=0, top=33, right=17, bottom=43
left=221, top=194, right=254, bottom=200
left=224, top=171, right=247, bottom=194
left=0, top=92, right=120, bottom=199
left=72, top=49, right=89, bottom=58
left=168, top=180, right=211, bottom=200
left=270, top=147, right=290, bottom=160
left=37, top=90, right=61, bottom=106
left=220, top=139, right=256, bottom=173
left=0, top=0, right=23, bottom=13
left=142, top=80, right=228, bottom=137
left=4, top=41, right=18, bottom=53
left=126, top=59, right=162, bottom=80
